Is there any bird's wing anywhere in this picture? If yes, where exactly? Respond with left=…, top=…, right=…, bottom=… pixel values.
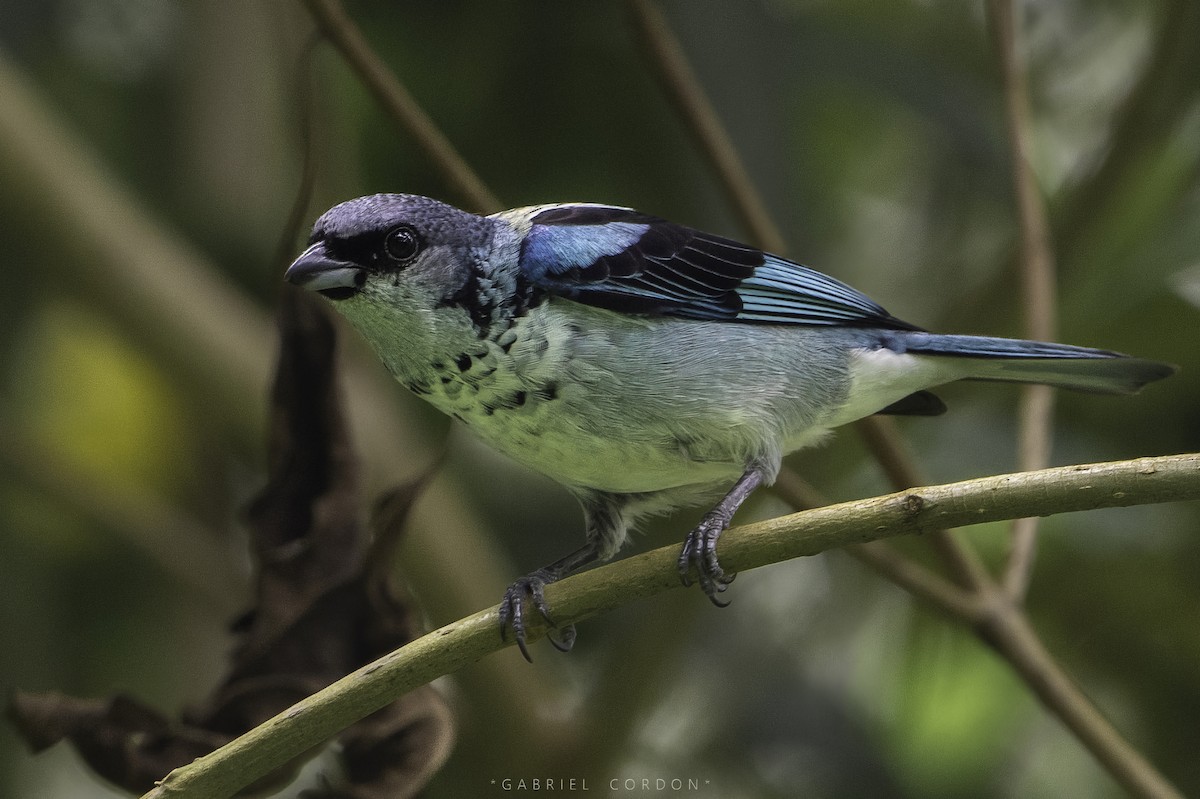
left=508, top=204, right=918, bottom=329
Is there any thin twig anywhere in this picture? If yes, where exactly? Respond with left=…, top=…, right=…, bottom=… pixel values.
left=986, top=0, right=1059, bottom=601
left=0, top=42, right=564, bottom=769
left=621, top=6, right=1184, bottom=797
left=624, top=0, right=787, bottom=254
left=855, top=416, right=992, bottom=591
left=849, top=541, right=986, bottom=619
left=978, top=601, right=1184, bottom=799
left=1006, top=393, right=1054, bottom=595
left=144, top=453, right=1200, bottom=799
left=771, top=464, right=829, bottom=510
left=299, top=0, right=503, bottom=215
left=772, top=465, right=981, bottom=617
left=626, top=0, right=993, bottom=593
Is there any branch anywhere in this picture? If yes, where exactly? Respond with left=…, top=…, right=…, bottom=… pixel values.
left=145, top=453, right=1200, bottom=799
left=0, top=44, right=567, bottom=763
left=624, top=0, right=787, bottom=254
left=620, top=11, right=1184, bottom=794
left=625, top=0, right=994, bottom=592
left=771, top=466, right=985, bottom=619
left=299, top=0, right=503, bottom=215
left=855, top=415, right=993, bottom=590
left=986, top=0, right=1060, bottom=600
left=978, top=601, right=1182, bottom=799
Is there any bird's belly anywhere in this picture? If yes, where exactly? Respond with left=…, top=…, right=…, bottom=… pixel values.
left=454, top=396, right=745, bottom=493
left=405, top=305, right=856, bottom=494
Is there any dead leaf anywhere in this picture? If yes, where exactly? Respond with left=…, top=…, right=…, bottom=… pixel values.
left=8, top=288, right=454, bottom=796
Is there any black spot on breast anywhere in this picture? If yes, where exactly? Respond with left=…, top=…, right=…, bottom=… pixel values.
left=534, top=382, right=559, bottom=401
left=454, top=353, right=472, bottom=372
left=482, top=389, right=529, bottom=414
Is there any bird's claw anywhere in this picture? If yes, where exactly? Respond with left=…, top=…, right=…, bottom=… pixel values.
left=498, top=570, right=575, bottom=661
left=678, top=513, right=736, bottom=606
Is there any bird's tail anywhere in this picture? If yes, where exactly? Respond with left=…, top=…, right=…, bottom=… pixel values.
left=889, top=332, right=1176, bottom=395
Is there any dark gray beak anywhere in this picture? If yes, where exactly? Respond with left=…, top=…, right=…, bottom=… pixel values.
left=285, top=241, right=366, bottom=300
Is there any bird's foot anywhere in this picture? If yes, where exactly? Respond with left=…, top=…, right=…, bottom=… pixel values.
left=498, top=569, right=576, bottom=661
left=677, top=511, right=736, bottom=606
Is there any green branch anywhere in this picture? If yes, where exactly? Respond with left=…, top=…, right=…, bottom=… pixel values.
left=145, top=453, right=1200, bottom=799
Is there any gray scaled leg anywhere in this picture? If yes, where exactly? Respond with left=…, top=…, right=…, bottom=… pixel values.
left=678, top=465, right=768, bottom=604
left=499, top=492, right=627, bottom=661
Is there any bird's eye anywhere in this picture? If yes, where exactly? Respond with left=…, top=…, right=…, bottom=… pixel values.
left=383, top=225, right=422, bottom=264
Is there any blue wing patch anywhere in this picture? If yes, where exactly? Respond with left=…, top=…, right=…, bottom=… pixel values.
left=516, top=205, right=918, bottom=330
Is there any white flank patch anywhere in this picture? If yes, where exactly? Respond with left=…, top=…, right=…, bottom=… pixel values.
left=826, top=347, right=953, bottom=428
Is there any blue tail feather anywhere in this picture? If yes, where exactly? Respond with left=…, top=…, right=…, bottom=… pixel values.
left=884, top=332, right=1176, bottom=395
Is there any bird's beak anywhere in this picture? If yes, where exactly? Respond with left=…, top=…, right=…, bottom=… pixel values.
left=285, top=241, right=366, bottom=300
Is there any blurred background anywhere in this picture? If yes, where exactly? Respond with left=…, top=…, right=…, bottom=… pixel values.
left=1, top=0, right=1198, bottom=796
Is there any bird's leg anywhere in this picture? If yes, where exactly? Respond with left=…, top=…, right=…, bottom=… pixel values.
left=678, top=466, right=766, bottom=605
left=499, top=493, right=626, bottom=660
left=499, top=546, right=597, bottom=660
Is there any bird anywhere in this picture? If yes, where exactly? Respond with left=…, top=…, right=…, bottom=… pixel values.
left=286, top=192, right=1175, bottom=659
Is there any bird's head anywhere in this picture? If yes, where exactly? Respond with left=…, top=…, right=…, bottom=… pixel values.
left=286, top=193, right=496, bottom=311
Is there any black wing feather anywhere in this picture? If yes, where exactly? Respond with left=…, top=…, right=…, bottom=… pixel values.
left=516, top=205, right=917, bottom=329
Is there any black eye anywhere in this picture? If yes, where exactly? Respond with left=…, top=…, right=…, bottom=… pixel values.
left=383, top=225, right=422, bottom=264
